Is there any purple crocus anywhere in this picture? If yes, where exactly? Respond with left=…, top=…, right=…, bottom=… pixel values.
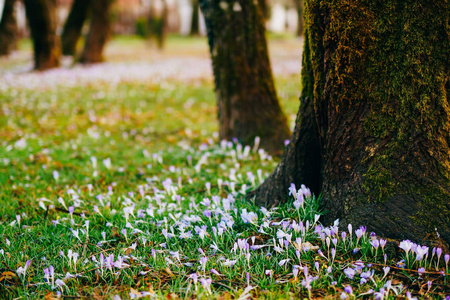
left=16, top=260, right=31, bottom=277
left=344, top=286, right=353, bottom=295
left=344, top=267, right=355, bottom=280
left=199, top=277, right=212, bottom=294
left=200, top=256, right=208, bottom=271
left=210, top=269, right=222, bottom=276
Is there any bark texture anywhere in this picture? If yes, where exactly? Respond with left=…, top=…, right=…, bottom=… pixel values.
left=0, top=0, right=17, bottom=56
left=200, top=0, right=291, bottom=155
left=190, top=0, right=200, bottom=35
left=24, top=0, right=60, bottom=70
left=79, top=0, right=112, bottom=64
left=250, top=0, right=450, bottom=246
left=61, top=0, right=90, bottom=56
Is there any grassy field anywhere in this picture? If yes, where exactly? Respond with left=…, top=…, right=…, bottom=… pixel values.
left=0, top=35, right=448, bottom=299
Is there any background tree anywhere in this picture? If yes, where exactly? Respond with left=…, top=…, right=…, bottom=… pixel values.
left=199, top=0, right=290, bottom=155
left=24, top=0, right=60, bottom=70
left=61, top=0, right=91, bottom=56
left=250, top=0, right=450, bottom=246
left=293, top=0, right=303, bottom=36
left=257, top=0, right=270, bottom=21
left=79, top=0, right=112, bottom=63
left=190, top=0, right=199, bottom=35
left=0, top=0, right=17, bottom=56
left=147, top=0, right=168, bottom=49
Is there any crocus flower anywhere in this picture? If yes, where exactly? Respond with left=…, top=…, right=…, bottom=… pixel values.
left=55, top=279, right=67, bottom=292
left=210, top=269, right=222, bottom=276
left=344, top=267, right=355, bottom=279
left=241, top=209, right=257, bottom=224
left=415, top=245, right=429, bottom=261
left=222, top=259, right=237, bottom=267
left=49, top=265, right=55, bottom=287
left=293, top=265, right=301, bottom=279
left=279, top=259, right=290, bottom=267
left=371, top=239, right=380, bottom=249
left=288, top=184, right=297, bottom=198
left=344, top=286, right=353, bottom=295
left=382, top=266, right=390, bottom=280
left=406, top=291, right=418, bottom=300
left=355, top=229, right=364, bottom=239
left=399, top=240, right=413, bottom=254
left=436, top=248, right=442, bottom=269
left=200, top=256, right=208, bottom=271
left=380, top=239, right=387, bottom=250
left=16, top=260, right=31, bottom=277
left=199, top=277, right=212, bottom=294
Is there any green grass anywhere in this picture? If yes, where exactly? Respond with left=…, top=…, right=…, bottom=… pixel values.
left=0, top=36, right=448, bottom=300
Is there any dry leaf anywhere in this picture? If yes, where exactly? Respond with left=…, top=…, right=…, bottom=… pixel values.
left=164, top=268, right=175, bottom=277
left=44, top=292, right=59, bottom=300
left=2, top=271, right=16, bottom=279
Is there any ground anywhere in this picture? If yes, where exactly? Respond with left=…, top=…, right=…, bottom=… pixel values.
left=0, top=35, right=448, bottom=299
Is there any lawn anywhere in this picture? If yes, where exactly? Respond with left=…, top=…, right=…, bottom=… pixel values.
left=0, top=35, right=448, bottom=299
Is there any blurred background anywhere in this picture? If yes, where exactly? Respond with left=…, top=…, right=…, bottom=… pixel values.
left=0, top=0, right=303, bottom=42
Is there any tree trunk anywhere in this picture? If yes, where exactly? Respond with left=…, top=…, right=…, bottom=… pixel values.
left=61, top=0, right=90, bottom=56
left=257, top=0, right=270, bottom=21
left=294, top=0, right=303, bottom=36
left=79, top=0, right=112, bottom=64
left=190, top=0, right=199, bottom=35
left=250, top=0, right=450, bottom=246
left=0, top=0, right=17, bottom=56
left=23, top=0, right=60, bottom=70
left=199, top=0, right=291, bottom=155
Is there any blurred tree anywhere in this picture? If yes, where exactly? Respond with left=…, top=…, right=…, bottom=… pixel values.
left=250, top=0, right=450, bottom=246
left=61, top=0, right=91, bottom=56
left=190, top=0, right=199, bottom=35
left=258, top=0, right=270, bottom=21
left=200, top=0, right=290, bottom=155
left=147, top=0, right=167, bottom=49
left=79, top=0, right=112, bottom=63
left=24, top=0, right=60, bottom=70
left=0, top=0, right=17, bottom=56
left=293, top=0, right=303, bottom=36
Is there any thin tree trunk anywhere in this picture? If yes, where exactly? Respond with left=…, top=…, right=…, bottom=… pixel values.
left=0, top=0, right=17, bottom=56
left=250, top=0, right=450, bottom=246
left=24, top=0, right=60, bottom=70
left=200, top=0, right=291, bottom=155
left=190, top=0, right=199, bottom=35
left=79, top=0, right=112, bottom=64
left=294, top=0, right=303, bottom=36
left=61, top=0, right=90, bottom=56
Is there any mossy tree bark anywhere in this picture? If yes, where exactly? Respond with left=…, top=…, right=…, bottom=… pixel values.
left=24, top=0, right=60, bottom=70
left=79, top=0, right=112, bottom=64
left=199, top=0, right=291, bottom=155
left=250, top=0, right=450, bottom=246
left=190, top=0, right=199, bottom=35
left=61, top=0, right=91, bottom=56
left=294, top=0, right=303, bottom=36
left=0, top=0, right=17, bottom=56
